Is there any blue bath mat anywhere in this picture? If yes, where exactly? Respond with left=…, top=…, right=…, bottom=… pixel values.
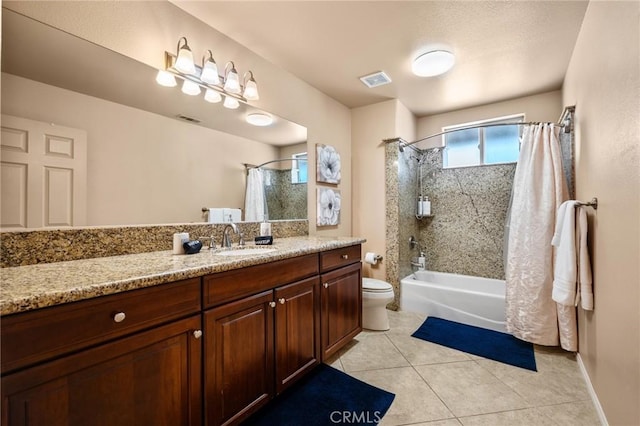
left=244, top=364, right=395, bottom=425
left=412, top=317, right=537, bottom=371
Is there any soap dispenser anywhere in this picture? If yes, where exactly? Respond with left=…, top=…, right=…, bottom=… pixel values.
left=260, top=216, right=272, bottom=237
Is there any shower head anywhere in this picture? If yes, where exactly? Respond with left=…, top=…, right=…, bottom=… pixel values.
left=398, top=145, right=405, bottom=153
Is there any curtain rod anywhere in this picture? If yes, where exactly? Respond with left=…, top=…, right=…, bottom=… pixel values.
left=243, top=157, right=308, bottom=170
left=388, top=115, right=573, bottom=151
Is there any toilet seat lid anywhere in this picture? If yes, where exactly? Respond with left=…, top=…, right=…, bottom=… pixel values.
left=363, top=278, right=393, bottom=292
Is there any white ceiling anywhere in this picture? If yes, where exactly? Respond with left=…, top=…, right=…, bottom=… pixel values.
left=172, top=1, right=589, bottom=117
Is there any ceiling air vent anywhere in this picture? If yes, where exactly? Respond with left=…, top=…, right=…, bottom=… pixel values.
left=176, top=114, right=201, bottom=124
left=359, top=71, right=392, bottom=88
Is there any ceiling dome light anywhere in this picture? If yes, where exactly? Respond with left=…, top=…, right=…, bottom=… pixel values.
left=412, top=50, right=455, bottom=77
left=246, top=113, right=273, bottom=126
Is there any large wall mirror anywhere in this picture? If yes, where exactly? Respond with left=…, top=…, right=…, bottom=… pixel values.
left=1, top=9, right=308, bottom=229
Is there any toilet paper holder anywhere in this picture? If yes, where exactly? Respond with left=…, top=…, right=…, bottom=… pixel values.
left=364, top=252, right=384, bottom=265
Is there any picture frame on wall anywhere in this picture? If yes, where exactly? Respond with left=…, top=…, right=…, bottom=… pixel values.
left=316, top=143, right=341, bottom=184
left=317, top=187, right=341, bottom=226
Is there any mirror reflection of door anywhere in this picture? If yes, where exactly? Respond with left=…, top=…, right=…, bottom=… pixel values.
left=1, top=114, right=87, bottom=229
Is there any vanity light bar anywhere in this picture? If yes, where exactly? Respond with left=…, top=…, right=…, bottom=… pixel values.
left=162, top=52, right=246, bottom=104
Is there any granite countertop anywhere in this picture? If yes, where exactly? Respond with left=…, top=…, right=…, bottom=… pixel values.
left=1, top=236, right=365, bottom=316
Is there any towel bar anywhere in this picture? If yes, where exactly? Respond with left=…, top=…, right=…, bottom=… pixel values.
left=577, top=197, right=598, bottom=210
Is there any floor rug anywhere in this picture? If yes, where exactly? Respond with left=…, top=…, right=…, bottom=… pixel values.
left=244, top=363, right=395, bottom=425
left=412, top=317, right=537, bottom=371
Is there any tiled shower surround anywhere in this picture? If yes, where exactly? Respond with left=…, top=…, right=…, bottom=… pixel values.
left=390, top=145, right=516, bottom=282
left=263, top=168, right=307, bottom=221
left=386, top=115, right=575, bottom=302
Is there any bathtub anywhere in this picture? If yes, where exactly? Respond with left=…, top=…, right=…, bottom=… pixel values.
left=400, top=270, right=507, bottom=333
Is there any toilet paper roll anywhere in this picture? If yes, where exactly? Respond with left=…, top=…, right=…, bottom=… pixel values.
left=364, top=252, right=379, bottom=265
left=173, top=232, right=190, bottom=255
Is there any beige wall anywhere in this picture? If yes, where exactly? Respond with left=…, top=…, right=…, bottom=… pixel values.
left=2, top=73, right=279, bottom=226
left=5, top=1, right=352, bottom=236
left=352, top=99, right=415, bottom=280
left=416, top=90, right=562, bottom=149
left=562, top=2, right=640, bottom=425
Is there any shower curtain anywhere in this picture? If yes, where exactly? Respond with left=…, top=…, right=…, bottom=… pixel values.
left=244, top=168, right=268, bottom=222
left=505, top=123, right=577, bottom=351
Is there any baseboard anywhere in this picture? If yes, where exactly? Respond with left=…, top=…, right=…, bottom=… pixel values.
left=577, top=353, right=608, bottom=425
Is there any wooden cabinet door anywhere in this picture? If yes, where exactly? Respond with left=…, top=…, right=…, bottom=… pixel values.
left=321, top=262, right=363, bottom=361
left=1, top=315, right=202, bottom=426
left=274, top=276, right=320, bottom=394
left=204, top=291, right=275, bottom=426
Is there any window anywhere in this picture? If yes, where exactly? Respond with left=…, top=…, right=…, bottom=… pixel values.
left=291, top=152, right=308, bottom=184
left=442, top=114, right=524, bottom=168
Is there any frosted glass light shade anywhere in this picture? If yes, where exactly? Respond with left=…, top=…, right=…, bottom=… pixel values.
left=201, top=60, right=220, bottom=85
left=181, top=79, right=201, bottom=96
left=223, top=96, right=240, bottom=109
left=223, top=69, right=241, bottom=94
left=243, top=79, right=259, bottom=101
left=204, top=89, right=222, bottom=103
left=175, top=47, right=196, bottom=75
left=156, top=70, right=177, bottom=87
left=412, top=50, right=455, bottom=77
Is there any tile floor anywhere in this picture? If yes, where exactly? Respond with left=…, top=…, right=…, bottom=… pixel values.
left=325, top=310, right=602, bottom=426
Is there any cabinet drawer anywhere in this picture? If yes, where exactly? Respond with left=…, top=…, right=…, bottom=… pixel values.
left=1, top=278, right=201, bottom=374
left=319, top=245, right=361, bottom=272
left=203, top=254, right=318, bottom=308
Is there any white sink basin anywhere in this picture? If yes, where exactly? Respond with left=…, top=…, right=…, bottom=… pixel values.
left=214, top=248, right=277, bottom=256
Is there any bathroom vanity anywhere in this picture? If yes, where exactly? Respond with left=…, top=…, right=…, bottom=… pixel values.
left=0, top=237, right=363, bottom=426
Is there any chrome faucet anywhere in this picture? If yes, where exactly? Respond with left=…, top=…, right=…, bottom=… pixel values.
left=221, top=223, right=245, bottom=248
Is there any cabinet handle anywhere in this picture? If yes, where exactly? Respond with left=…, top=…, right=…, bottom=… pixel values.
left=323, top=283, right=329, bottom=289
left=269, top=301, right=276, bottom=308
left=193, top=330, right=203, bottom=339
left=113, top=312, right=126, bottom=323
left=278, top=298, right=286, bottom=304
left=341, top=254, right=349, bottom=260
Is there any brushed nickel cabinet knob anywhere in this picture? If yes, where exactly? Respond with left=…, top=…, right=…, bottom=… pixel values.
left=193, top=330, right=203, bottom=339
left=113, top=312, right=126, bottom=323
left=279, top=298, right=286, bottom=304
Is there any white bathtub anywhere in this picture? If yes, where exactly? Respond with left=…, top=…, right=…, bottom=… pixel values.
left=400, top=270, right=507, bottom=333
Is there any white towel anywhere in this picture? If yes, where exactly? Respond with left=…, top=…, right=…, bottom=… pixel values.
left=551, top=200, right=579, bottom=305
left=577, top=207, right=593, bottom=310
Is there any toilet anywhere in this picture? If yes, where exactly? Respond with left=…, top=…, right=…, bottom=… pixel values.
left=362, top=278, right=395, bottom=331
